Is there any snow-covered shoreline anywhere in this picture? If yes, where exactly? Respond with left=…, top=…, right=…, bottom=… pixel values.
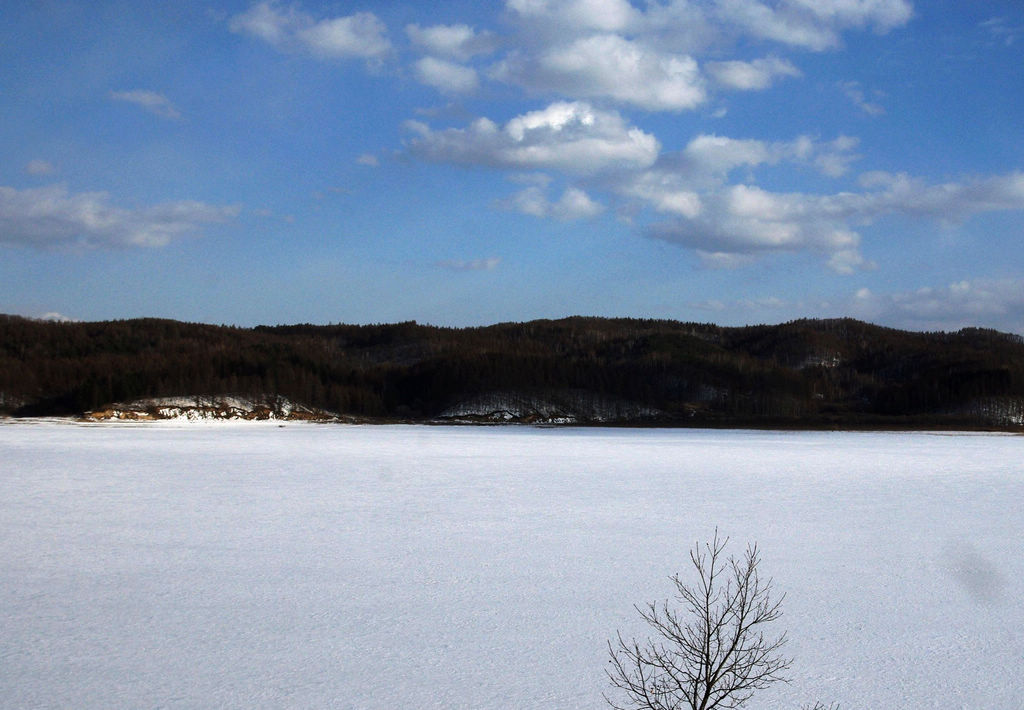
left=81, top=395, right=342, bottom=422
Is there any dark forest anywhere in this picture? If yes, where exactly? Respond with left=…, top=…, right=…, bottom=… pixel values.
left=2, top=314, right=1023, bottom=428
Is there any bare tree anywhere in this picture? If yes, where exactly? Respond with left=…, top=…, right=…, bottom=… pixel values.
left=606, top=531, right=791, bottom=710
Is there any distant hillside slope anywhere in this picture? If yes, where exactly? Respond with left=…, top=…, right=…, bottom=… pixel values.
left=2, top=314, right=1023, bottom=428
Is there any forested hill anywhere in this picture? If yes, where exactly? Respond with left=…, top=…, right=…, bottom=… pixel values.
left=2, top=314, right=1023, bottom=428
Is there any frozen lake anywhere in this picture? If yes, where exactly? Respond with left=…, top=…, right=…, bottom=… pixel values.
left=1, top=421, right=1022, bottom=709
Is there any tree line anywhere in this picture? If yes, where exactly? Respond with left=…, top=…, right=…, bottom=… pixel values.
left=2, top=314, right=1023, bottom=427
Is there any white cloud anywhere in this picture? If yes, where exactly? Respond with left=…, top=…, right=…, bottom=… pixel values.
left=504, top=0, right=911, bottom=53
left=414, top=57, right=480, bottom=94
left=630, top=133, right=859, bottom=197
left=715, top=0, right=913, bottom=51
left=684, top=134, right=774, bottom=174
left=503, top=185, right=605, bottom=220
left=806, top=135, right=861, bottom=177
left=839, top=80, right=885, bottom=115
left=437, top=257, right=501, bottom=271
left=411, top=105, right=1020, bottom=272
left=25, top=160, right=57, bottom=176
left=827, top=248, right=874, bottom=274
left=229, top=0, right=299, bottom=45
left=706, top=56, right=801, bottom=90
left=850, top=278, right=1024, bottom=334
left=620, top=171, right=703, bottom=217
left=488, top=0, right=915, bottom=113
left=802, top=0, right=914, bottom=31
left=505, top=186, right=550, bottom=217
left=492, top=34, right=705, bottom=111
left=406, top=101, right=659, bottom=175
left=406, top=23, right=497, bottom=61
left=980, top=17, right=1024, bottom=47
left=392, top=0, right=1015, bottom=277
left=109, top=90, right=182, bottom=120
left=356, top=153, right=379, bottom=167
left=505, top=0, right=641, bottom=33
left=646, top=183, right=866, bottom=267
left=644, top=169, right=1024, bottom=272
left=0, top=184, right=239, bottom=249
left=844, top=171, right=1024, bottom=219
left=299, top=15, right=390, bottom=59
left=229, top=2, right=391, bottom=60
left=696, top=250, right=758, bottom=269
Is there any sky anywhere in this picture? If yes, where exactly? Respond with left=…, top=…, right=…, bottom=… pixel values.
left=2, top=0, right=1023, bottom=332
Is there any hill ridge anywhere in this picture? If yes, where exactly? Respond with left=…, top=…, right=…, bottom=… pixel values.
left=3, top=314, right=1023, bottom=428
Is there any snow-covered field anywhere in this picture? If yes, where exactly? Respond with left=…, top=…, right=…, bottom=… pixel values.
left=1, top=421, right=1021, bottom=709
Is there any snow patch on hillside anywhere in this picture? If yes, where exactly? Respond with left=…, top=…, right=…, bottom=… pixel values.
left=954, top=397, right=1024, bottom=425
left=0, top=391, right=26, bottom=412
left=438, top=390, right=660, bottom=423
left=85, top=395, right=338, bottom=422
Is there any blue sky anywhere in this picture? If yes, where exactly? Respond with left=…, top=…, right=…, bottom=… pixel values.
left=2, top=0, right=1023, bottom=332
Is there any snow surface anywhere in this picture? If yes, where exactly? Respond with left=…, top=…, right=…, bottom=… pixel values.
left=1, top=421, right=1022, bottom=709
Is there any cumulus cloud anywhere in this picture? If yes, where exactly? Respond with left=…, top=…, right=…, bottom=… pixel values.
left=505, top=0, right=912, bottom=52
left=839, top=80, right=885, bottom=115
left=492, top=34, right=705, bottom=111
left=406, top=23, right=497, bottom=95
left=715, top=0, right=913, bottom=51
left=404, top=119, right=879, bottom=266
left=406, top=96, right=1022, bottom=272
left=505, top=0, right=642, bottom=33
left=0, top=184, right=239, bottom=249
left=503, top=185, right=605, bottom=220
left=414, top=56, right=480, bottom=94
left=437, top=257, right=501, bottom=271
left=501, top=0, right=912, bottom=73
left=622, top=133, right=859, bottom=209
left=228, top=0, right=915, bottom=116
left=392, top=0, right=1015, bottom=276
left=406, top=23, right=497, bottom=61
left=622, top=172, right=703, bottom=218
left=848, top=171, right=1024, bottom=219
left=226, top=0, right=917, bottom=118
left=683, top=134, right=775, bottom=175
left=647, top=183, right=867, bottom=270
left=808, top=135, right=861, bottom=177
left=851, top=278, right=1024, bottom=334
left=230, top=1, right=391, bottom=60
left=489, top=0, right=915, bottom=111
left=696, top=250, right=759, bottom=269
left=645, top=170, right=1024, bottom=272
left=405, top=101, right=659, bottom=175
left=109, top=90, right=182, bottom=119
left=619, top=155, right=714, bottom=217
left=827, top=248, right=873, bottom=274
left=25, top=160, right=57, bottom=176
left=706, top=56, right=801, bottom=90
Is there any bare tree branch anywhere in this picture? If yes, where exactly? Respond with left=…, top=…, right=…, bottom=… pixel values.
left=607, top=531, right=793, bottom=710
